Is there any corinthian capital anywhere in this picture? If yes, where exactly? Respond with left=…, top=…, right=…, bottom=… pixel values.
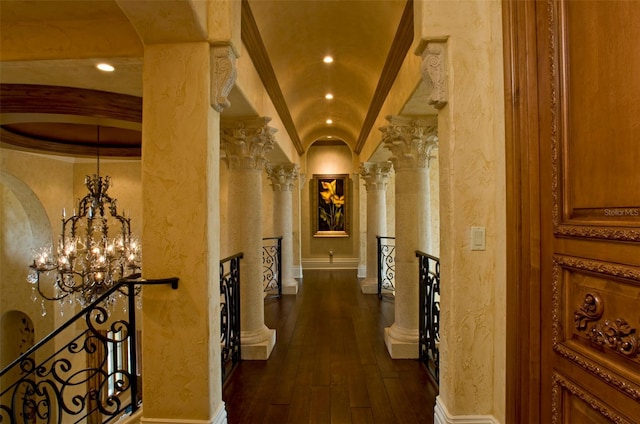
left=266, top=163, right=299, bottom=192
left=380, top=115, right=438, bottom=170
left=211, top=45, right=237, bottom=112
left=359, top=162, right=393, bottom=191
left=221, top=117, right=276, bottom=170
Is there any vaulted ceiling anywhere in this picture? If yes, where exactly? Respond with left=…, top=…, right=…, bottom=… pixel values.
left=0, top=0, right=430, bottom=159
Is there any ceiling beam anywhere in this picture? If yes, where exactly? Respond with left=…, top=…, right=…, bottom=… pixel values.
left=354, top=0, right=413, bottom=154
left=241, top=0, right=305, bottom=155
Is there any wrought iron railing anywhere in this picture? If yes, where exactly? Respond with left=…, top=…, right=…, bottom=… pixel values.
left=220, top=253, right=242, bottom=385
left=262, top=236, right=282, bottom=299
left=0, top=276, right=178, bottom=424
left=377, top=236, right=396, bottom=299
left=416, top=250, right=440, bottom=384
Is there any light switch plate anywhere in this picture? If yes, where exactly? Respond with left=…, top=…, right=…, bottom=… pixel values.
left=470, top=226, right=486, bottom=251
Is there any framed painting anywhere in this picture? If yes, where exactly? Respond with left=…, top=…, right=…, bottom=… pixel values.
left=313, top=174, right=349, bottom=237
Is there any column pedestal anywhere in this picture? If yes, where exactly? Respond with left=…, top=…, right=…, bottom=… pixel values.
left=384, top=323, right=420, bottom=359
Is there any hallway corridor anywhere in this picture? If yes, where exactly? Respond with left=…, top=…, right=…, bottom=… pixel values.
left=223, top=270, right=437, bottom=423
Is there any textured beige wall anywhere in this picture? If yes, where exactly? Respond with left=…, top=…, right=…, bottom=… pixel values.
left=415, top=0, right=506, bottom=420
left=1, top=150, right=73, bottom=344
left=141, top=41, right=222, bottom=421
left=301, top=144, right=360, bottom=265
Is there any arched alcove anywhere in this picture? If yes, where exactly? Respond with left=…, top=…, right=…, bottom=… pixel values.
left=0, top=171, right=56, bottom=348
left=0, top=310, right=34, bottom=369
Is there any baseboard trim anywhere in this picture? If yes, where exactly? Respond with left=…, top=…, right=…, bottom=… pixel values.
left=140, top=402, right=227, bottom=424
left=292, top=265, right=303, bottom=279
left=434, top=397, right=499, bottom=424
left=302, top=257, right=359, bottom=270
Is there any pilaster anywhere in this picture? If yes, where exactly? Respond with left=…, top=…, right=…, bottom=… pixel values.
left=381, top=115, right=437, bottom=358
left=266, top=163, right=300, bottom=295
left=141, top=41, right=221, bottom=422
left=359, top=162, right=392, bottom=294
left=221, top=117, right=276, bottom=360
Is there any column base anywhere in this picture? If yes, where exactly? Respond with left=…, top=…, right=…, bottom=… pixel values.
left=292, top=265, right=303, bottom=279
left=384, top=324, right=419, bottom=359
left=360, top=277, right=378, bottom=294
left=282, top=277, right=299, bottom=295
left=241, top=327, right=276, bottom=360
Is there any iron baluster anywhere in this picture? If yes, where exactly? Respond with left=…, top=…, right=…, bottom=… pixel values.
left=0, top=277, right=178, bottom=424
left=376, top=236, right=396, bottom=299
left=220, top=253, right=243, bottom=384
left=262, top=237, right=282, bottom=299
left=416, top=250, right=440, bottom=384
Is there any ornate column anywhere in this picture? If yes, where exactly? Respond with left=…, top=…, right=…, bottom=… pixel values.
left=359, top=162, right=393, bottom=294
left=221, top=117, right=277, bottom=360
left=381, top=115, right=438, bottom=358
left=266, top=163, right=300, bottom=294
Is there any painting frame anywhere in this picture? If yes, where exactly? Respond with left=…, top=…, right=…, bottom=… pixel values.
left=313, top=174, right=349, bottom=237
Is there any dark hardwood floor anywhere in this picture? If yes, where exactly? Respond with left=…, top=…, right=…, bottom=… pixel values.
left=223, top=269, right=438, bottom=423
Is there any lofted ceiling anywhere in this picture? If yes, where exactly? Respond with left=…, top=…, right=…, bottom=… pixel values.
left=0, top=0, right=427, bottom=159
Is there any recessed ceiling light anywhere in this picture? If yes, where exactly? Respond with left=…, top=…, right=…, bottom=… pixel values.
left=326, top=119, right=333, bottom=124
left=325, top=93, right=334, bottom=100
left=323, top=56, right=333, bottom=64
left=96, top=63, right=115, bottom=72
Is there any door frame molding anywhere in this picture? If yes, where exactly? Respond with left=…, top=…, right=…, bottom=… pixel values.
left=503, top=0, right=542, bottom=422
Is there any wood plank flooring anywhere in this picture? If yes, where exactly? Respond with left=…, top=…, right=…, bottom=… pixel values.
left=223, top=270, right=438, bottom=423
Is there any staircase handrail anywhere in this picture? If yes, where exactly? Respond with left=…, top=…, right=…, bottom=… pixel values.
left=0, top=276, right=178, bottom=377
left=1, top=275, right=177, bottom=423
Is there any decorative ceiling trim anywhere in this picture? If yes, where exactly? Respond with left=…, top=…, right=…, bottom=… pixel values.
left=241, top=0, right=304, bottom=155
left=0, top=127, right=141, bottom=158
left=0, top=84, right=142, bottom=157
left=354, top=0, right=414, bottom=154
left=0, top=84, right=142, bottom=122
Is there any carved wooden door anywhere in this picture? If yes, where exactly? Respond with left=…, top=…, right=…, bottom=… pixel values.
left=536, top=1, right=640, bottom=422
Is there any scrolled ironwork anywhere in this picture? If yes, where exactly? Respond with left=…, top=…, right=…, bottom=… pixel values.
left=377, top=236, right=396, bottom=299
left=262, top=237, right=282, bottom=299
left=220, top=253, right=243, bottom=384
left=1, top=276, right=178, bottom=424
left=416, top=250, right=440, bottom=384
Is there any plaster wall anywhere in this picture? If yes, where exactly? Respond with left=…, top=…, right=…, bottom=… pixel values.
left=1, top=149, right=73, bottom=344
left=414, top=0, right=506, bottom=420
left=232, top=41, right=299, bottom=164
left=301, top=143, right=359, bottom=268
left=140, top=41, right=221, bottom=421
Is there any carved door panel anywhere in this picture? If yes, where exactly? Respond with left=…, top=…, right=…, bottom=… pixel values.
left=537, top=1, right=640, bottom=422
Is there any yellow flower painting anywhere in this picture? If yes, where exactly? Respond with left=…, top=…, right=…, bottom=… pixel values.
left=314, top=174, right=348, bottom=236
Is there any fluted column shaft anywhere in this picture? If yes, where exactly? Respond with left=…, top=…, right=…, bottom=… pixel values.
left=266, top=163, right=299, bottom=295
left=221, top=117, right=276, bottom=360
left=359, top=162, right=392, bottom=294
left=381, top=115, right=438, bottom=359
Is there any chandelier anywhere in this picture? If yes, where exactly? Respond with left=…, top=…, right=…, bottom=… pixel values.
left=27, top=127, right=141, bottom=313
